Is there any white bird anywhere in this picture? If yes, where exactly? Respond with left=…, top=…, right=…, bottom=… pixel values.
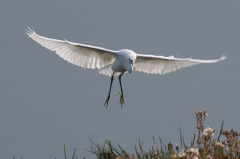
left=26, top=28, right=226, bottom=108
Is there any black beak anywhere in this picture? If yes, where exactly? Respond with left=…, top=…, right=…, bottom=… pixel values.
left=130, top=59, right=136, bottom=69
left=130, top=59, right=133, bottom=65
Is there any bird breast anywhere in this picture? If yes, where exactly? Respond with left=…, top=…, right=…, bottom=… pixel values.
left=111, top=50, right=136, bottom=73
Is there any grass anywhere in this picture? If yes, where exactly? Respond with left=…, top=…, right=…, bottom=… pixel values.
left=13, top=144, right=78, bottom=159
left=13, top=110, right=240, bottom=159
left=87, top=110, right=240, bottom=159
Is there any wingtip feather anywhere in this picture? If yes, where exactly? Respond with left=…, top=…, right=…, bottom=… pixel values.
left=26, top=26, right=36, bottom=35
left=220, top=54, right=227, bottom=61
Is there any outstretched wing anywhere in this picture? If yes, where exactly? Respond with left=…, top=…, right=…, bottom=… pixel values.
left=134, top=54, right=226, bottom=75
left=26, top=27, right=117, bottom=69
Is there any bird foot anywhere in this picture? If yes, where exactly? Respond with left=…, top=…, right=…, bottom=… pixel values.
left=118, top=90, right=125, bottom=108
left=104, top=94, right=110, bottom=109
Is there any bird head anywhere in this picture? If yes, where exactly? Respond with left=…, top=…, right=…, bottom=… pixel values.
left=129, top=54, right=136, bottom=64
left=129, top=54, right=136, bottom=69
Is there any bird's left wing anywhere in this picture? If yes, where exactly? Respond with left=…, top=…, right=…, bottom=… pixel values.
left=26, top=28, right=117, bottom=69
left=134, top=54, right=226, bottom=75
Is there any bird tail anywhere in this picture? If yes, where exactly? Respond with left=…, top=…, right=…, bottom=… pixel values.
left=98, top=64, right=121, bottom=76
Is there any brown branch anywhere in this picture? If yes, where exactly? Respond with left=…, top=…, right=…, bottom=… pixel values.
left=179, top=127, right=183, bottom=149
left=217, top=121, right=224, bottom=142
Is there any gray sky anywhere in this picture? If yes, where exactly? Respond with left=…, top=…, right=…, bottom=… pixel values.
left=0, top=1, right=239, bottom=158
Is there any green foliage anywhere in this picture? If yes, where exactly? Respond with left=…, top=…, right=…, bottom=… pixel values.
left=86, top=138, right=130, bottom=159
left=63, top=144, right=78, bottom=159
left=13, top=110, right=240, bottom=159
left=88, top=110, right=240, bottom=159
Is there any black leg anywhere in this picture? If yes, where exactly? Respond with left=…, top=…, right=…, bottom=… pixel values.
left=104, top=72, right=115, bottom=108
left=118, top=72, right=125, bottom=107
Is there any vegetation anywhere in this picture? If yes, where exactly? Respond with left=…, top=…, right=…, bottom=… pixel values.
left=13, top=144, right=78, bottom=159
left=13, top=110, right=240, bottom=159
left=88, top=110, right=240, bottom=159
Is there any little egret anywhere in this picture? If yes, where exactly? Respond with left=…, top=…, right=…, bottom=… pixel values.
left=26, top=28, right=226, bottom=108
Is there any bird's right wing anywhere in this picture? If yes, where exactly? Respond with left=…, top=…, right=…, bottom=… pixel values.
left=135, top=54, right=226, bottom=75
left=26, top=27, right=117, bottom=69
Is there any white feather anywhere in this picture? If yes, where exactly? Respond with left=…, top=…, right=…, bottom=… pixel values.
left=26, top=28, right=226, bottom=76
left=135, top=54, right=226, bottom=75
left=26, top=27, right=117, bottom=70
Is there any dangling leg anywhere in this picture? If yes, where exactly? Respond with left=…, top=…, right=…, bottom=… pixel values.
left=104, top=72, right=115, bottom=108
left=118, top=72, right=125, bottom=108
